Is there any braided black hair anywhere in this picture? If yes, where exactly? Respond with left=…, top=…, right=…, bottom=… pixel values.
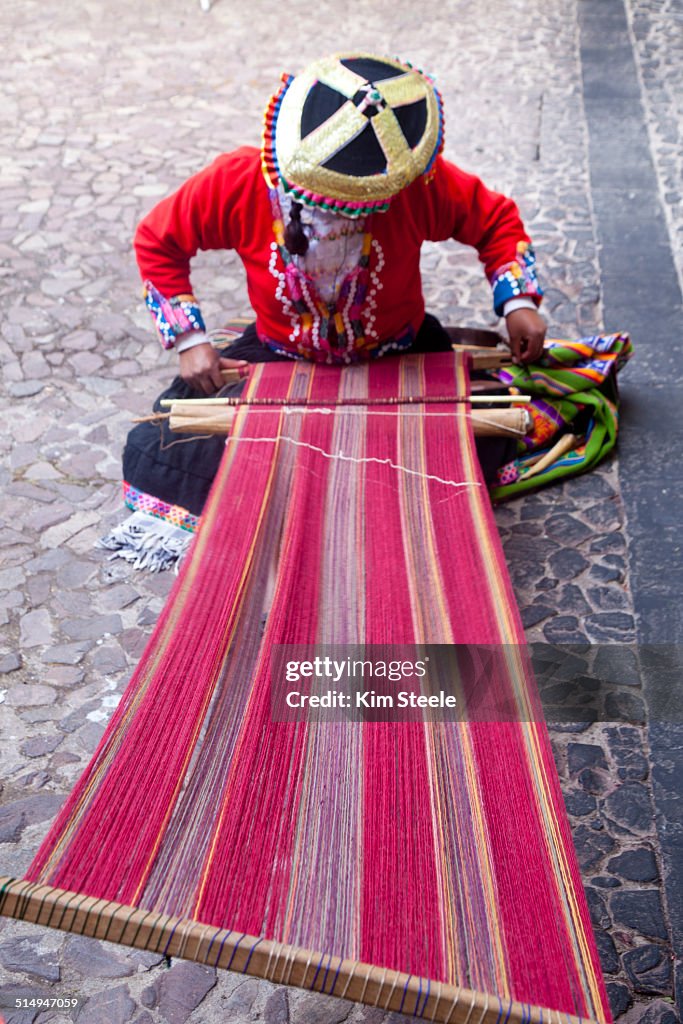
left=284, top=201, right=309, bottom=256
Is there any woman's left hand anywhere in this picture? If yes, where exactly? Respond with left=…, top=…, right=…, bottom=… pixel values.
left=505, top=308, right=546, bottom=365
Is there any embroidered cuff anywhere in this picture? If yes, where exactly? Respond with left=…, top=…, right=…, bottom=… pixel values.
left=143, top=281, right=206, bottom=350
left=491, top=242, right=543, bottom=317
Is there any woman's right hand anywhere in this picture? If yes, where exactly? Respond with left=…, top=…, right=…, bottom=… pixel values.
left=178, top=342, right=248, bottom=395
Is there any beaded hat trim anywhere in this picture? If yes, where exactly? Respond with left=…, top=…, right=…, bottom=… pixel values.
left=261, top=53, right=445, bottom=216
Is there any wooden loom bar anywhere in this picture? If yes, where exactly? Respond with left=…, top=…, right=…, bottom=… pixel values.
left=165, top=404, right=530, bottom=437
left=0, top=877, right=599, bottom=1024
left=216, top=348, right=513, bottom=382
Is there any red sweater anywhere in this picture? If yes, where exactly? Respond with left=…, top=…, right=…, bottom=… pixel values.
left=134, top=146, right=540, bottom=362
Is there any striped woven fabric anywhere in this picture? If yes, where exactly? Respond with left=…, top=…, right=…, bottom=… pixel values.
left=1, top=353, right=610, bottom=1023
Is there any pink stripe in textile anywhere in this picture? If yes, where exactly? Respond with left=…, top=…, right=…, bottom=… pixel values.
left=361, top=356, right=444, bottom=980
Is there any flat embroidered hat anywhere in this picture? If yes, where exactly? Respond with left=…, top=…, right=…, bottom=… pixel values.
left=262, top=53, right=445, bottom=216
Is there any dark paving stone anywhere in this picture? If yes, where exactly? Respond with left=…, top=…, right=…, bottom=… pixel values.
left=585, top=612, right=636, bottom=641
left=604, top=781, right=655, bottom=834
left=547, top=548, right=589, bottom=580
left=521, top=604, right=555, bottom=628
left=221, top=977, right=262, bottom=1018
left=20, top=735, right=63, bottom=758
left=606, top=981, right=632, bottom=1018
left=264, top=988, right=289, bottom=1024
left=568, top=742, right=608, bottom=773
left=586, top=887, right=611, bottom=930
left=590, top=532, right=626, bottom=554
left=61, top=613, right=122, bottom=641
left=587, top=585, right=630, bottom=611
left=558, top=583, right=592, bottom=616
left=611, top=890, right=668, bottom=940
left=290, top=991, right=353, bottom=1024
left=81, top=984, right=136, bottom=1024
left=63, top=936, right=135, bottom=979
left=595, top=930, right=620, bottom=974
left=615, top=752, right=649, bottom=782
left=543, top=616, right=589, bottom=644
left=634, top=1001, right=681, bottom=1024
left=0, top=653, right=21, bottom=674
left=549, top=719, right=594, bottom=733
left=0, top=807, right=25, bottom=844
left=40, top=642, right=89, bottom=665
left=0, top=794, right=64, bottom=841
left=91, top=644, right=128, bottom=674
left=545, top=513, right=594, bottom=545
left=623, top=943, right=673, bottom=996
left=561, top=471, right=616, bottom=500
left=591, top=875, right=621, bottom=889
left=0, top=936, right=60, bottom=982
left=140, top=985, right=157, bottom=1009
left=605, top=691, right=647, bottom=724
left=578, top=767, right=613, bottom=796
left=157, top=961, right=216, bottom=1024
left=564, top=788, right=597, bottom=817
left=594, top=646, right=641, bottom=688
left=590, top=564, right=624, bottom=584
left=572, top=823, right=616, bottom=872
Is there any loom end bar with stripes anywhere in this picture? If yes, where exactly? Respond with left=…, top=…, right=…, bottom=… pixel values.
left=0, top=877, right=605, bottom=1024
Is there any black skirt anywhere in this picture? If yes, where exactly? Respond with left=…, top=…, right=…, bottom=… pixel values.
left=123, top=316, right=515, bottom=517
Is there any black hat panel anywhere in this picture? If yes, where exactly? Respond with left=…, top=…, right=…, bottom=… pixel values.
left=321, top=123, right=388, bottom=175
left=340, top=57, right=401, bottom=83
left=393, top=97, right=428, bottom=149
left=301, top=82, right=349, bottom=139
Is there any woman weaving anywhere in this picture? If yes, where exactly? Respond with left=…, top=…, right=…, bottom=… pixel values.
left=119, top=52, right=546, bottom=564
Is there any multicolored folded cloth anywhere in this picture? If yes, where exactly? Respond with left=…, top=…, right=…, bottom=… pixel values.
left=490, top=332, right=633, bottom=500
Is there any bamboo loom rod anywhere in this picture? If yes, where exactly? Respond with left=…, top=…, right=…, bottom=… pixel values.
left=165, top=406, right=530, bottom=438
left=160, top=395, right=530, bottom=408
left=0, top=878, right=599, bottom=1024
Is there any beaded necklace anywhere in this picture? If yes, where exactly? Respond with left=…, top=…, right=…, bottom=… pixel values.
left=267, top=188, right=377, bottom=364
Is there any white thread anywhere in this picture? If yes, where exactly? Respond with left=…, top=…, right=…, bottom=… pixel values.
left=382, top=970, right=399, bottom=1010
left=474, top=991, right=491, bottom=1024
left=358, top=966, right=372, bottom=1004
left=340, top=961, right=360, bottom=1000
left=429, top=981, right=444, bottom=1022
left=374, top=967, right=388, bottom=1007
left=462, top=988, right=478, bottom=1024
left=444, top=987, right=462, bottom=1024
left=283, top=945, right=298, bottom=986
left=227, top=434, right=483, bottom=489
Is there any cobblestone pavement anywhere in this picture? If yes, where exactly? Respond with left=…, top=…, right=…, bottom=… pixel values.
left=1, top=1, right=681, bottom=1022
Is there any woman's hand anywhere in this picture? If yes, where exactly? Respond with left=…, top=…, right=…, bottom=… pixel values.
left=505, top=308, right=546, bottom=365
left=178, top=342, right=248, bottom=394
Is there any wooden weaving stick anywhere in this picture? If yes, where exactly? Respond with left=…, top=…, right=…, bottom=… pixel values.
left=0, top=877, right=593, bottom=1024
left=161, top=404, right=530, bottom=438
left=220, top=350, right=513, bottom=381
